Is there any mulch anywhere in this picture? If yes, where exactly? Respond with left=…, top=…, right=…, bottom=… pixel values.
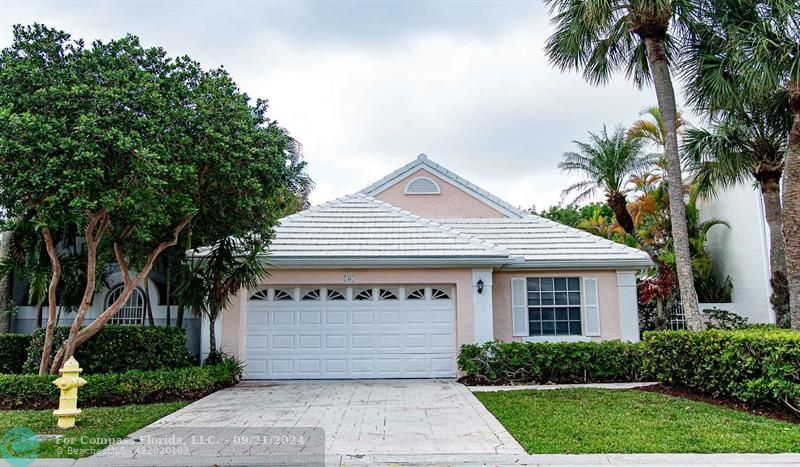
left=637, top=383, right=799, bottom=424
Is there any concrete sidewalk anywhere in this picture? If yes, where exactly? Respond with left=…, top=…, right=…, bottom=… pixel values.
left=30, top=452, right=800, bottom=466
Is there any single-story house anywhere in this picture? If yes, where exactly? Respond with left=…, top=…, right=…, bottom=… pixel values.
left=207, top=154, right=652, bottom=379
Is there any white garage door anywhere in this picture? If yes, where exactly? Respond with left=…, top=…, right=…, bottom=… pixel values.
left=244, top=285, right=456, bottom=379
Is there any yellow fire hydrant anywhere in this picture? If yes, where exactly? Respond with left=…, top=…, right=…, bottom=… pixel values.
left=52, top=357, right=87, bottom=429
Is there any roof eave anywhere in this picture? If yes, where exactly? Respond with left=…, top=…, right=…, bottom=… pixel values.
left=501, top=258, right=654, bottom=271
left=266, top=256, right=518, bottom=268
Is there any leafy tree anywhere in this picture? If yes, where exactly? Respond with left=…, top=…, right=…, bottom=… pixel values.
left=545, top=0, right=704, bottom=329
left=534, top=202, right=614, bottom=228
left=558, top=125, right=658, bottom=257
left=683, top=94, right=792, bottom=324
left=0, top=24, right=306, bottom=373
left=681, top=0, right=799, bottom=329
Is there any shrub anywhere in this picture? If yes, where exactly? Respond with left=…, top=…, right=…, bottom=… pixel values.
left=457, top=340, right=646, bottom=384
left=23, top=325, right=192, bottom=374
left=0, top=358, right=242, bottom=409
left=0, top=334, right=32, bottom=374
left=642, top=329, right=800, bottom=410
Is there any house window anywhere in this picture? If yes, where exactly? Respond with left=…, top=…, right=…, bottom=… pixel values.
left=527, top=277, right=581, bottom=336
left=107, top=285, right=146, bottom=325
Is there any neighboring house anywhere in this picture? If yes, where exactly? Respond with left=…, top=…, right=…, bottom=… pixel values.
left=205, top=154, right=652, bottom=379
left=698, top=183, right=774, bottom=323
left=10, top=266, right=203, bottom=355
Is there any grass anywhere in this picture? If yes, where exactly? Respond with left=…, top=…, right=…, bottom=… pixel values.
left=0, top=401, right=189, bottom=458
left=475, top=388, right=800, bottom=454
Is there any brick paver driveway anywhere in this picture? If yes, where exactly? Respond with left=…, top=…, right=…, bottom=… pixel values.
left=94, top=379, right=524, bottom=464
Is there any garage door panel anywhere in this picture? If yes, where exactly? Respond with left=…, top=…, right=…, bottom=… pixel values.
left=245, top=285, right=456, bottom=379
left=325, top=335, right=348, bottom=349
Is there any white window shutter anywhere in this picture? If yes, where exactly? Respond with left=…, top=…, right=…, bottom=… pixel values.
left=583, top=277, right=601, bottom=336
left=511, top=278, right=529, bottom=337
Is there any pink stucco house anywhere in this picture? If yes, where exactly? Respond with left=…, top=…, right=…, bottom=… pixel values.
left=209, top=154, right=652, bottom=379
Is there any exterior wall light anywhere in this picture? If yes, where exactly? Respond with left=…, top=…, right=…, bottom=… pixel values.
left=476, top=279, right=484, bottom=294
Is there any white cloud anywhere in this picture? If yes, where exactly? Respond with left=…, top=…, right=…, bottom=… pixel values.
left=2, top=1, right=667, bottom=209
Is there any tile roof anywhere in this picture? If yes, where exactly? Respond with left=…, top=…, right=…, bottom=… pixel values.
left=263, top=194, right=651, bottom=269
left=266, top=194, right=514, bottom=265
left=439, top=217, right=653, bottom=268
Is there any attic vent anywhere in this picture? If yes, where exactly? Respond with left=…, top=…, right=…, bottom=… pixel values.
left=404, top=176, right=441, bottom=195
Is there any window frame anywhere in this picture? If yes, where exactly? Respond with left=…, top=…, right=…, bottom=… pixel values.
left=525, top=276, right=583, bottom=337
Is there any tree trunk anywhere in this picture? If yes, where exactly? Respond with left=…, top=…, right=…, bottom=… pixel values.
left=759, top=176, right=789, bottom=325
left=59, top=212, right=108, bottom=365
left=606, top=191, right=660, bottom=262
left=35, top=300, right=43, bottom=329
left=643, top=37, right=702, bottom=330
left=49, top=217, right=191, bottom=372
left=207, top=314, right=217, bottom=363
left=143, top=275, right=155, bottom=326
left=0, top=229, right=13, bottom=333
left=177, top=304, right=184, bottom=328
left=39, top=228, right=61, bottom=375
left=784, top=85, right=800, bottom=330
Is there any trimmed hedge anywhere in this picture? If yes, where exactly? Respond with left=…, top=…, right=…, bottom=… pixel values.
left=457, top=340, right=647, bottom=384
left=0, top=359, right=242, bottom=409
left=23, top=325, right=192, bottom=374
left=0, top=334, right=32, bottom=374
left=642, top=329, right=800, bottom=410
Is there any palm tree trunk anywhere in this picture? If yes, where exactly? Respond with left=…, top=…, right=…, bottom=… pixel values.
left=759, top=176, right=789, bottom=325
left=0, top=229, right=13, bottom=333
left=607, top=192, right=660, bottom=262
left=35, top=299, right=43, bottom=329
left=207, top=314, right=217, bottom=363
left=643, top=37, right=702, bottom=330
left=784, top=85, right=800, bottom=330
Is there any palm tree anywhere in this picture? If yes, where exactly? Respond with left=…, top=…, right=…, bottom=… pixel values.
left=628, top=106, right=685, bottom=147
left=559, top=126, right=658, bottom=257
left=177, top=236, right=268, bottom=364
left=683, top=95, right=792, bottom=324
left=545, top=0, right=704, bottom=329
left=681, top=0, right=799, bottom=328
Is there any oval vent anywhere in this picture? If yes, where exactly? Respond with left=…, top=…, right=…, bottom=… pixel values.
left=404, top=176, right=441, bottom=195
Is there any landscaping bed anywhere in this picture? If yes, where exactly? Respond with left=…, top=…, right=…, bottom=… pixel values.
left=0, top=401, right=189, bottom=458
left=459, top=328, right=800, bottom=417
left=0, top=359, right=242, bottom=409
left=475, top=388, right=800, bottom=454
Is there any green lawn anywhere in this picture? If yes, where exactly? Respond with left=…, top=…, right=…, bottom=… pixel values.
left=0, top=401, right=189, bottom=458
left=475, top=388, right=800, bottom=453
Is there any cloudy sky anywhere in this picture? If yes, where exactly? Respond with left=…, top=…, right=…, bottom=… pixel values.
left=3, top=0, right=670, bottom=210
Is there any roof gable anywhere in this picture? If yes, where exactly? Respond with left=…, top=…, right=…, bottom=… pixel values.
left=360, top=154, right=526, bottom=219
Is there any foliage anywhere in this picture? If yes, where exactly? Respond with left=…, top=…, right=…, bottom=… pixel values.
left=177, top=236, right=268, bottom=364
left=476, top=388, right=800, bottom=454
left=457, top=341, right=646, bottom=385
left=558, top=126, right=653, bottom=205
left=533, top=202, right=613, bottom=228
left=0, top=359, right=241, bottom=409
left=22, top=325, right=191, bottom=374
left=642, top=329, right=800, bottom=411
left=702, top=308, right=749, bottom=330
left=0, top=24, right=309, bottom=371
left=0, top=402, right=188, bottom=459
left=0, top=334, right=31, bottom=374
